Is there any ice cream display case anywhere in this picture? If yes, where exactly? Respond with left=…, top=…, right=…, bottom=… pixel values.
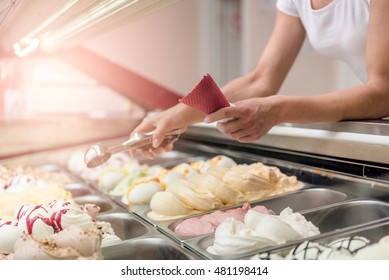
left=1, top=121, right=389, bottom=260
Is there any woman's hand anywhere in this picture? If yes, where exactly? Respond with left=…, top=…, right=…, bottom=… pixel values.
left=204, top=97, right=281, bottom=143
left=130, top=103, right=205, bottom=158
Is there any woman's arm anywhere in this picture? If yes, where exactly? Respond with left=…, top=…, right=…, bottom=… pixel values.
left=130, top=10, right=306, bottom=154
left=223, top=10, right=306, bottom=102
left=278, top=0, right=389, bottom=123
left=206, top=1, right=389, bottom=142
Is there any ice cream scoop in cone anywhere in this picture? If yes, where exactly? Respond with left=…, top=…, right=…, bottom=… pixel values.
left=179, top=74, right=230, bottom=114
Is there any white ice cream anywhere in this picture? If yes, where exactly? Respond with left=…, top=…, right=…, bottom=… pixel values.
left=0, top=200, right=120, bottom=256
left=206, top=208, right=319, bottom=256
left=0, top=220, right=23, bottom=254
left=9, top=226, right=103, bottom=260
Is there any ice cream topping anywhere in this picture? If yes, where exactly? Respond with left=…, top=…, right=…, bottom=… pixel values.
left=0, top=200, right=120, bottom=259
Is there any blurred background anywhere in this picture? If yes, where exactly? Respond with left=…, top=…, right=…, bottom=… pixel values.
left=0, top=0, right=361, bottom=157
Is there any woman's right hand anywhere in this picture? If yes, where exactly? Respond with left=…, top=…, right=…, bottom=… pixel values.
left=129, top=103, right=205, bottom=158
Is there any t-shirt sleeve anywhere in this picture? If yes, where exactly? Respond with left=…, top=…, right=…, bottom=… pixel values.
left=276, top=0, right=299, bottom=17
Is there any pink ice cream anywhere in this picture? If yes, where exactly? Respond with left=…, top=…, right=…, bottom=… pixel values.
left=173, top=203, right=275, bottom=237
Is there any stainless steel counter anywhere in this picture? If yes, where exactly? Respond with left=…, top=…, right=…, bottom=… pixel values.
left=183, top=121, right=389, bottom=185
left=0, top=115, right=141, bottom=159
left=282, top=119, right=389, bottom=136
left=187, top=120, right=389, bottom=165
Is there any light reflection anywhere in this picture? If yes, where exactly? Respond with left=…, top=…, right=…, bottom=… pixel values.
left=41, top=0, right=139, bottom=51
left=13, top=37, right=40, bottom=58
left=0, top=61, right=8, bottom=80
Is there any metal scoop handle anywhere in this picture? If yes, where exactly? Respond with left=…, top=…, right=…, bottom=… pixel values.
left=84, top=130, right=181, bottom=168
left=115, top=129, right=180, bottom=153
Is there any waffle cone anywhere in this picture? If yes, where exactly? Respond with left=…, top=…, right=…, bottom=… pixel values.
left=179, top=74, right=229, bottom=114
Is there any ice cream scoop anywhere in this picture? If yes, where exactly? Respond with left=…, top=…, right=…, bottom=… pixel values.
left=84, top=130, right=180, bottom=168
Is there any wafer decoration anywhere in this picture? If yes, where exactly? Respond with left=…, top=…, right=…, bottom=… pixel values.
left=179, top=74, right=230, bottom=114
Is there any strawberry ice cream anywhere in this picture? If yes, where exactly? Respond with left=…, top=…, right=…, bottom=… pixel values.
left=173, top=203, right=275, bottom=237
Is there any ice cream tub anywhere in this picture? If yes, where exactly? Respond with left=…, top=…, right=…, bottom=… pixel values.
left=63, top=182, right=93, bottom=197
left=132, top=180, right=310, bottom=231
left=180, top=206, right=322, bottom=260
left=97, top=211, right=152, bottom=241
left=101, top=234, right=201, bottom=260
left=0, top=161, right=83, bottom=187
left=248, top=220, right=389, bottom=260
left=139, top=152, right=204, bottom=167
left=245, top=187, right=355, bottom=214
left=32, top=162, right=87, bottom=183
left=74, top=194, right=122, bottom=213
left=148, top=202, right=277, bottom=244
left=180, top=198, right=389, bottom=260
left=299, top=198, right=389, bottom=233
left=30, top=163, right=67, bottom=172
left=133, top=188, right=353, bottom=243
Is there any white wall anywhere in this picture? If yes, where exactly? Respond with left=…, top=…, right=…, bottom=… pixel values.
left=242, top=0, right=335, bottom=96
left=82, top=0, right=361, bottom=101
left=3, top=57, right=137, bottom=117
left=82, top=0, right=202, bottom=96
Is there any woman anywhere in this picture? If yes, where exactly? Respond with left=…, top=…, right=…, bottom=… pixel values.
left=131, top=0, right=389, bottom=158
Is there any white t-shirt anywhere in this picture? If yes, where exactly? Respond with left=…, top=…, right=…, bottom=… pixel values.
left=276, top=0, right=370, bottom=82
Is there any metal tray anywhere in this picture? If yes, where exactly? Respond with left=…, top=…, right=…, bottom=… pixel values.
left=97, top=211, right=153, bottom=241
left=180, top=199, right=389, bottom=260
left=81, top=154, right=210, bottom=198
left=146, top=188, right=355, bottom=244
left=129, top=140, right=389, bottom=226
left=0, top=162, right=83, bottom=186
left=63, top=182, right=96, bottom=197
left=300, top=199, right=389, bottom=232
left=101, top=234, right=201, bottom=260
left=247, top=220, right=389, bottom=260
left=73, top=194, right=123, bottom=214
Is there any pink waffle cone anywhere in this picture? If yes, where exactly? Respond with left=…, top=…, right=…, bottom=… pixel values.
left=179, top=74, right=230, bottom=114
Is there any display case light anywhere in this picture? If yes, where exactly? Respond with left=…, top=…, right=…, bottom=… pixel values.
left=8, top=0, right=180, bottom=57
left=0, top=61, right=8, bottom=80
left=40, top=0, right=139, bottom=51
left=13, top=37, right=40, bottom=58
left=11, top=0, right=80, bottom=57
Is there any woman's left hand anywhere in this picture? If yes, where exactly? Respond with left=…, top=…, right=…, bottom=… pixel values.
left=204, top=97, right=281, bottom=143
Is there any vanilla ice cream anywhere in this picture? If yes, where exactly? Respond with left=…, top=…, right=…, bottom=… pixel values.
left=148, top=191, right=199, bottom=220
left=147, top=159, right=304, bottom=221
